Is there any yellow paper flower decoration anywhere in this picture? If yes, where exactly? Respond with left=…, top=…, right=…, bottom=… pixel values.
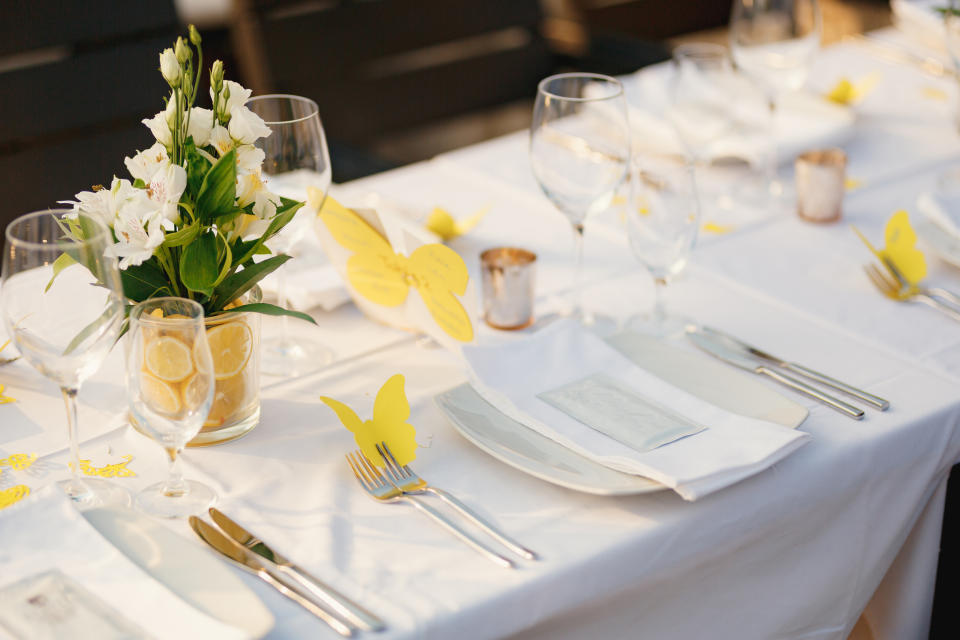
left=320, top=374, right=417, bottom=466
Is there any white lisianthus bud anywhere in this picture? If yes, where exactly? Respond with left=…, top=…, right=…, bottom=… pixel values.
left=210, top=60, right=224, bottom=91
left=187, top=107, right=214, bottom=146
left=159, top=48, right=180, bottom=88
left=228, top=106, right=272, bottom=144
left=189, top=24, right=202, bottom=46
left=175, top=37, right=191, bottom=64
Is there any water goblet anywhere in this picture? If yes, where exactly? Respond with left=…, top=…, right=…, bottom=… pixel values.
left=530, top=72, right=631, bottom=325
left=625, top=157, right=701, bottom=337
left=246, top=94, right=333, bottom=375
left=1, top=209, right=128, bottom=508
left=126, top=297, right=216, bottom=517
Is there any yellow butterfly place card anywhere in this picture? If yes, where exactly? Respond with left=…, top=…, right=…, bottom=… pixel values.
left=320, top=374, right=418, bottom=466
left=316, top=196, right=476, bottom=349
left=826, top=72, right=881, bottom=105
left=425, top=206, right=488, bottom=241
left=853, top=210, right=927, bottom=285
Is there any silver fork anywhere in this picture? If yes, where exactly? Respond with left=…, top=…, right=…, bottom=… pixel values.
left=864, top=263, right=960, bottom=323
left=881, top=257, right=960, bottom=308
left=345, top=451, right=514, bottom=569
left=376, top=442, right=538, bottom=561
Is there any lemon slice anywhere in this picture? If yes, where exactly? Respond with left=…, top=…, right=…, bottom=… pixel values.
left=205, top=321, right=253, bottom=380
left=206, top=372, right=248, bottom=427
left=144, top=336, right=194, bottom=383
left=181, top=372, right=212, bottom=412
left=141, top=372, right=181, bottom=415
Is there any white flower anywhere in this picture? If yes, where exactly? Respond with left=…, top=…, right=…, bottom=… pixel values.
left=187, top=107, right=214, bottom=146
left=146, top=163, right=187, bottom=222
left=228, top=106, right=272, bottom=144
left=209, top=123, right=233, bottom=156
left=212, top=80, right=253, bottom=116
left=124, top=143, right=169, bottom=183
left=235, top=144, right=265, bottom=175
left=253, top=189, right=282, bottom=220
left=60, top=186, right=116, bottom=228
left=236, top=172, right=266, bottom=207
left=142, top=100, right=177, bottom=147
left=107, top=206, right=165, bottom=269
left=159, top=48, right=181, bottom=87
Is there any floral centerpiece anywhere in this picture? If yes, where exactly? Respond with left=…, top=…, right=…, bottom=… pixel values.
left=59, top=27, right=313, bottom=443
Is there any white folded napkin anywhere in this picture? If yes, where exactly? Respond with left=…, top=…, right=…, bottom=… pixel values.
left=612, top=64, right=854, bottom=167
left=0, top=488, right=245, bottom=640
left=462, top=320, right=810, bottom=500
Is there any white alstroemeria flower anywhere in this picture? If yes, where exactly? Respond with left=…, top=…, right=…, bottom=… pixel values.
left=212, top=80, right=253, bottom=117
left=146, top=163, right=187, bottom=222
left=142, top=100, right=177, bottom=147
left=253, top=189, right=282, bottom=220
left=187, top=107, right=214, bottom=146
left=209, top=123, right=233, bottom=156
left=236, top=172, right=267, bottom=207
left=235, top=144, right=265, bottom=175
left=60, top=185, right=116, bottom=227
left=124, top=142, right=169, bottom=183
left=104, top=184, right=164, bottom=269
left=228, top=106, right=272, bottom=145
left=159, top=48, right=180, bottom=87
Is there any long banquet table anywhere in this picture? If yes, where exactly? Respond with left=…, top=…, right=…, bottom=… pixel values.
left=3, top=29, right=960, bottom=640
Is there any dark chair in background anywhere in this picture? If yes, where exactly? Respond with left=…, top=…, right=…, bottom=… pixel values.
left=232, top=0, right=556, bottom=182
left=0, top=1, right=179, bottom=240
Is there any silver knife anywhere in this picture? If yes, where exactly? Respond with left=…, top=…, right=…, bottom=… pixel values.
left=685, top=325, right=866, bottom=420
left=691, top=326, right=889, bottom=411
left=209, top=508, right=386, bottom=633
left=189, top=516, right=355, bottom=637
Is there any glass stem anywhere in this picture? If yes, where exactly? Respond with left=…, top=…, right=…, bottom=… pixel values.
left=61, top=387, right=88, bottom=500
left=163, top=447, right=188, bottom=497
left=652, top=277, right=668, bottom=327
left=573, top=223, right=592, bottom=324
left=766, top=96, right=782, bottom=198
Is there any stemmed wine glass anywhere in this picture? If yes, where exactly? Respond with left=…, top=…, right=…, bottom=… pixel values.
left=530, top=73, right=631, bottom=325
left=126, top=297, right=216, bottom=517
left=246, top=94, right=333, bottom=375
left=729, top=0, right=821, bottom=197
left=670, top=43, right=737, bottom=162
left=1, top=209, right=128, bottom=508
left=625, top=157, right=701, bottom=336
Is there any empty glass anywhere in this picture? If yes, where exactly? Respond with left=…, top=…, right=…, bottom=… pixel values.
left=530, top=73, right=631, bottom=325
left=126, top=297, right=216, bottom=517
left=246, top=94, right=333, bottom=375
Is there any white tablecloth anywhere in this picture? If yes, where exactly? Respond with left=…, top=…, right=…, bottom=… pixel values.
left=3, top=28, right=960, bottom=640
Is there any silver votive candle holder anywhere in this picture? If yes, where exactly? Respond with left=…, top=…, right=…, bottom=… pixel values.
left=480, top=247, right=537, bottom=330
left=795, top=148, right=847, bottom=224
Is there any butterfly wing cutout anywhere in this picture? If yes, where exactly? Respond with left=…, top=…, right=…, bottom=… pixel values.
left=319, top=395, right=365, bottom=434
left=408, top=244, right=474, bottom=342
left=882, top=211, right=927, bottom=286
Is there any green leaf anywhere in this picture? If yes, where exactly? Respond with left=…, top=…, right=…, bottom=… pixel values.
left=44, top=252, right=77, bottom=292
left=133, top=178, right=147, bottom=189
left=234, top=204, right=302, bottom=264
left=209, top=254, right=290, bottom=310
left=217, top=302, right=316, bottom=324
left=183, top=137, right=212, bottom=198
left=162, top=221, right=200, bottom=248
left=212, top=232, right=232, bottom=288
left=64, top=302, right=123, bottom=355
left=196, top=148, right=236, bottom=222
left=179, top=231, right=219, bottom=295
left=120, top=258, right=170, bottom=302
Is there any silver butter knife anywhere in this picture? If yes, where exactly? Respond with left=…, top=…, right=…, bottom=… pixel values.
left=209, top=508, right=386, bottom=633
left=691, top=326, right=889, bottom=411
left=685, top=325, right=867, bottom=420
left=189, top=516, right=355, bottom=637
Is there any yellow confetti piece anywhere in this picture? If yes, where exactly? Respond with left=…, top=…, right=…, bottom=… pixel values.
left=922, top=87, right=948, bottom=101
left=319, top=197, right=474, bottom=342
left=320, top=374, right=417, bottom=467
left=425, top=206, right=489, bottom=241
left=702, top=221, right=736, bottom=234
left=845, top=177, right=863, bottom=191
left=852, top=210, right=927, bottom=286
left=0, top=454, right=36, bottom=471
left=0, top=384, right=15, bottom=405
left=69, top=454, right=136, bottom=478
left=826, top=72, right=881, bottom=105
left=0, top=484, right=30, bottom=510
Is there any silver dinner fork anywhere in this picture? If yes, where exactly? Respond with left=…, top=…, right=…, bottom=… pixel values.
left=376, top=442, right=538, bottom=561
left=345, top=451, right=514, bottom=569
left=864, top=263, right=960, bottom=323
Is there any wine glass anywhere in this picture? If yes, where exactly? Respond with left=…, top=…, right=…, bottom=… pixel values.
left=1, top=209, right=128, bottom=508
left=729, top=0, right=821, bottom=197
left=530, top=73, right=631, bottom=325
left=246, top=94, right=333, bottom=375
left=670, top=43, right=737, bottom=162
left=126, top=297, right=216, bottom=517
left=625, top=157, right=701, bottom=336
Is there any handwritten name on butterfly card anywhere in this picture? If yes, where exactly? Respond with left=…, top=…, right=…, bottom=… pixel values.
left=538, top=373, right=706, bottom=452
left=316, top=197, right=476, bottom=349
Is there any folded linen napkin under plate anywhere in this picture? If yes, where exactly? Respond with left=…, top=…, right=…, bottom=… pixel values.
left=462, top=320, right=811, bottom=500
left=0, top=488, right=246, bottom=640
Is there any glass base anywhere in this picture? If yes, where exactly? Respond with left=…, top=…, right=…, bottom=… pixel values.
left=624, top=313, right=694, bottom=340
left=60, top=477, right=131, bottom=511
left=135, top=479, right=216, bottom=518
left=260, top=337, right=333, bottom=377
